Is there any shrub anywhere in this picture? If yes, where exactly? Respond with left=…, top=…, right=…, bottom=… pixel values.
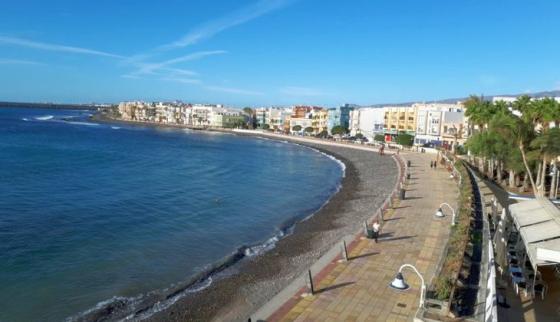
left=432, top=159, right=472, bottom=301
left=331, top=125, right=348, bottom=135
left=396, top=133, right=414, bottom=146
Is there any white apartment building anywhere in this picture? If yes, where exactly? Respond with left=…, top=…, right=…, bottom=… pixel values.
left=349, top=107, right=385, bottom=140
left=289, top=114, right=313, bottom=134
left=414, top=103, right=465, bottom=148
left=255, top=107, right=292, bottom=130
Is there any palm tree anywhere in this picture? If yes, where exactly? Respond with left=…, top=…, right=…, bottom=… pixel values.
left=464, top=95, right=485, bottom=135
left=531, top=128, right=560, bottom=197
left=490, top=111, right=538, bottom=195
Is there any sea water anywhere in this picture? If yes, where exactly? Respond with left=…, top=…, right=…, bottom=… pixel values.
left=0, top=107, right=343, bottom=321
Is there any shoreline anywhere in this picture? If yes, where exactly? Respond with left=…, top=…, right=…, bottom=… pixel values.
left=90, top=115, right=399, bottom=321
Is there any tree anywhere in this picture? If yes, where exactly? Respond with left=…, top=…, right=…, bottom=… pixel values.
left=396, top=133, right=414, bottom=146
left=292, top=125, right=302, bottom=132
left=331, top=125, right=348, bottom=135
left=304, top=126, right=314, bottom=134
left=531, top=127, right=560, bottom=196
left=317, top=130, right=329, bottom=138
left=489, top=108, right=538, bottom=195
left=355, top=133, right=364, bottom=139
left=374, top=134, right=385, bottom=142
left=242, top=107, right=254, bottom=115
left=263, top=124, right=270, bottom=130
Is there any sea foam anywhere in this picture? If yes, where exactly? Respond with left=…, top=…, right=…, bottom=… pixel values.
left=34, top=115, right=53, bottom=121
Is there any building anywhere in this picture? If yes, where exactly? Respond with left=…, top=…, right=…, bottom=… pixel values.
left=312, top=109, right=328, bottom=134
left=254, top=107, right=291, bottom=131
left=254, top=107, right=268, bottom=128
left=383, top=106, right=417, bottom=141
left=327, top=104, right=355, bottom=133
left=348, top=107, right=385, bottom=140
left=289, top=116, right=313, bottom=134
left=414, top=103, right=465, bottom=148
left=293, top=106, right=313, bottom=118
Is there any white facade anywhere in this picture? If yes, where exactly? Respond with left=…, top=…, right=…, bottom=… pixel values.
left=414, top=103, right=465, bottom=147
left=349, top=107, right=385, bottom=139
left=289, top=116, right=313, bottom=134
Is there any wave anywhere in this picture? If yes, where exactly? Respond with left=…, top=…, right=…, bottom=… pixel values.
left=70, top=226, right=296, bottom=321
left=68, top=247, right=242, bottom=322
left=64, top=121, right=100, bottom=127
left=34, top=115, right=53, bottom=121
left=111, top=126, right=121, bottom=130
left=22, top=117, right=29, bottom=121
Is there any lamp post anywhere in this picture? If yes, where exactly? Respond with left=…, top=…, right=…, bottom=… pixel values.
left=389, top=264, right=427, bottom=313
left=434, top=202, right=456, bottom=226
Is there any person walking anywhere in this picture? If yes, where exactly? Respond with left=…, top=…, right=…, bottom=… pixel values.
left=434, top=160, right=437, bottom=169
left=372, top=221, right=381, bottom=243
left=430, top=161, right=433, bottom=168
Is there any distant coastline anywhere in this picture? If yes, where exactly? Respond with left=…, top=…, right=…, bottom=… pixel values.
left=0, top=101, right=100, bottom=110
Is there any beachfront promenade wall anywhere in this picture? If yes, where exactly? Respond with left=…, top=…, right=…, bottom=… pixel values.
left=251, top=146, right=407, bottom=321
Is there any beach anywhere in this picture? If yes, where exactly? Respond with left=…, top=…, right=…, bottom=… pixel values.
left=142, top=132, right=399, bottom=321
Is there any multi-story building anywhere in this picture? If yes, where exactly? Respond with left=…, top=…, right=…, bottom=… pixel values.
left=440, top=110, right=467, bottom=150
left=348, top=107, right=385, bottom=140
left=327, top=104, right=355, bottom=133
left=254, top=107, right=292, bottom=131
left=414, top=103, right=465, bottom=148
left=292, top=106, right=313, bottom=118
left=118, top=101, right=149, bottom=121
left=209, top=107, right=245, bottom=128
left=289, top=116, right=313, bottom=134
left=383, top=106, right=417, bottom=141
left=190, top=104, right=214, bottom=126
left=312, top=109, right=328, bottom=134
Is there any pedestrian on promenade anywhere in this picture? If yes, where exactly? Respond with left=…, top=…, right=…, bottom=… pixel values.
left=372, top=221, right=381, bottom=243
left=379, top=144, right=385, bottom=156
left=430, top=161, right=433, bottom=168
left=434, top=160, right=437, bottom=169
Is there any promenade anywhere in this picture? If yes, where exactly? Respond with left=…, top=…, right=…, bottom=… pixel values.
left=266, top=152, right=459, bottom=322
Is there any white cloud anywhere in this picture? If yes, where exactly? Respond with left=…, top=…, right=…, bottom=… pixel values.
left=160, top=0, right=294, bottom=50
left=0, top=35, right=123, bottom=58
left=125, top=50, right=227, bottom=78
left=0, top=58, right=43, bottom=65
left=161, top=77, right=202, bottom=85
left=280, top=86, right=326, bottom=97
left=205, top=85, right=264, bottom=96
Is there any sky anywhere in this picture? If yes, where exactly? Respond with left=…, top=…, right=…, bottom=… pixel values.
left=0, top=0, right=559, bottom=107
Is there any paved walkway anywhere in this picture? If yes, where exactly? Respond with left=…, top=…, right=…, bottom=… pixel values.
left=267, top=153, right=459, bottom=322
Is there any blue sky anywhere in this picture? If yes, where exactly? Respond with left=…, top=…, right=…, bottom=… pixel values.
left=1, top=0, right=559, bottom=107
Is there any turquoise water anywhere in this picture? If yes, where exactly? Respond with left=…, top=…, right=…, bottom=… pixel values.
left=0, top=107, right=343, bottom=321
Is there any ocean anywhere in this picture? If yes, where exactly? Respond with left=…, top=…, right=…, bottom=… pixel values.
left=0, top=107, right=344, bottom=321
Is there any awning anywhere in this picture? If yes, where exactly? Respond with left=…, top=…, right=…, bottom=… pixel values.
left=528, top=239, right=560, bottom=267
left=509, top=197, right=560, bottom=267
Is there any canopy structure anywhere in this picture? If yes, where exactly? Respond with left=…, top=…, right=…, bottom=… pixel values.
left=509, top=197, right=560, bottom=268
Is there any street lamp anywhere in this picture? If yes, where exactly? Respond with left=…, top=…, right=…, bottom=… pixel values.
left=434, top=202, right=456, bottom=226
left=389, top=264, right=427, bottom=310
